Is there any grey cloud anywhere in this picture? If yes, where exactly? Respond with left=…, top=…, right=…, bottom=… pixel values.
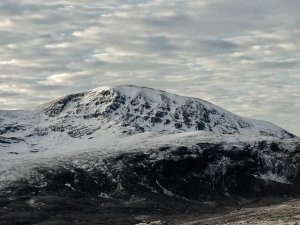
left=255, top=60, right=299, bottom=70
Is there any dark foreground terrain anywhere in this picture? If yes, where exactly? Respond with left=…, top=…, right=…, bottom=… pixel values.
left=181, top=198, right=300, bottom=225
left=1, top=140, right=300, bottom=225
left=1, top=191, right=300, bottom=225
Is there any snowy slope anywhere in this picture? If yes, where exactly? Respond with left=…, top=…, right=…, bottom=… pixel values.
left=38, top=85, right=299, bottom=137
left=41, top=85, right=295, bottom=136
left=0, top=85, right=296, bottom=157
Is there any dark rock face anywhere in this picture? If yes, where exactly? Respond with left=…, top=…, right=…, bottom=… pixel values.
left=43, top=93, right=85, bottom=117
left=0, top=136, right=23, bottom=144
left=0, top=125, right=25, bottom=135
left=108, top=142, right=300, bottom=199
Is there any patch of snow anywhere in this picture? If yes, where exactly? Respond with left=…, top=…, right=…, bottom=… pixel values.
left=254, top=172, right=291, bottom=184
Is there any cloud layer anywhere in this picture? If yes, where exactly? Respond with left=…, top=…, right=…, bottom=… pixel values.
left=0, top=0, right=299, bottom=135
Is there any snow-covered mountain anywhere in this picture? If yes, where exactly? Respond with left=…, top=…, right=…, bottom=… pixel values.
left=40, top=85, right=296, bottom=137
left=0, top=85, right=297, bottom=186
left=0, top=85, right=295, bottom=152
left=0, top=85, right=299, bottom=225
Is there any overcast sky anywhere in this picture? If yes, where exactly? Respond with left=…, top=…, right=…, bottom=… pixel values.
left=0, top=0, right=299, bottom=135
